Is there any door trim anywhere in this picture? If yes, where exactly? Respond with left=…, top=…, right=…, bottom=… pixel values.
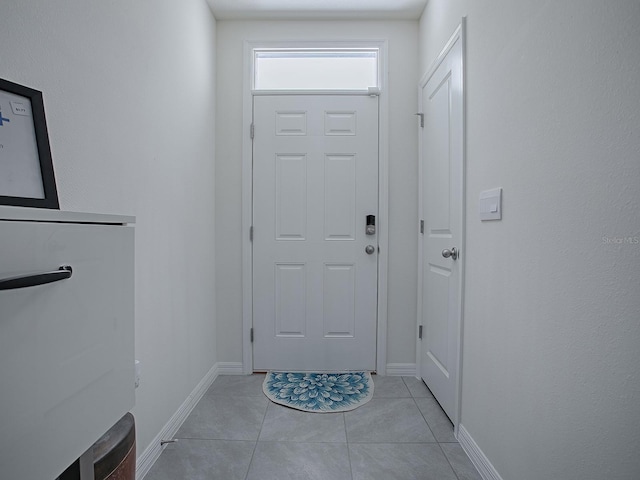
left=416, top=19, right=466, bottom=433
left=241, top=39, right=390, bottom=375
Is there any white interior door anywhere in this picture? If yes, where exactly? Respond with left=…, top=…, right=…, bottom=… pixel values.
left=253, top=95, right=379, bottom=372
left=419, top=30, right=464, bottom=423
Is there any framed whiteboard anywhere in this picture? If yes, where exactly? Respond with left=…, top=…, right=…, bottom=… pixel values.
left=0, top=78, right=58, bottom=209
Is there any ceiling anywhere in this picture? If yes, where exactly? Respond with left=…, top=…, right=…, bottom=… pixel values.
left=206, top=0, right=429, bottom=20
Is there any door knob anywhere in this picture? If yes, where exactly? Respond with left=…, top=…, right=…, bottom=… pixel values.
left=442, top=247, right=458, bottom=260
left=365, top=245, right=376, bottom=255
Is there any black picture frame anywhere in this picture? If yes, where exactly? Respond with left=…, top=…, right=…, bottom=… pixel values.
left=0, top=78, right=59, bottom=209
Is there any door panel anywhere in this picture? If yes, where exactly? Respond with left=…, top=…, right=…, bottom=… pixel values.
left=253, top=95, right=378, bottom=371
left=420, top=33, right=464, bottom=422
left=275, top=263, right=307, bottom=336
left=324, top=154, right=357, bottom=239
left=275, top=154, right=307, bottom=239
left=323, top=263, right=356, bottom=337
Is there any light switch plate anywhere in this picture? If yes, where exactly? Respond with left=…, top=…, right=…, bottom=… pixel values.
left=479, top=188, right=502, bottom=220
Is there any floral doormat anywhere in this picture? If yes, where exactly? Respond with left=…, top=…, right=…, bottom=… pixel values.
left=263, top=371, right=374, bottom=413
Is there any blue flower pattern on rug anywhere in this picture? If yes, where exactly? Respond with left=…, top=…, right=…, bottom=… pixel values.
left=263, top=372, right=373, bottom=413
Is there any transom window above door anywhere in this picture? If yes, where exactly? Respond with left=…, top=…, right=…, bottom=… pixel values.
left=253, top=48, right=380, bottom=91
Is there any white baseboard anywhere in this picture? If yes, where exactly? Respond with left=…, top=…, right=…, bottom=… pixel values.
left=457, top=424, right=503, bottom=480
left=136, top=362, right=220, bottom=480
left=385, top=363, right=417, bottom=376
left=217, top=361, right=244, bottom=375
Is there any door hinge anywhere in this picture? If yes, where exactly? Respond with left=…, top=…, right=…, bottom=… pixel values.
left=250, top=327, right=254, bottom=343
left=249, top=226, right=253, bottom=242
left=250, top=123, right=255, bottom=139
left=415, top=113, right=424, bottom=128
left=420, top=220, right=424, bottom=234
left=418, top=325, right=423, bottom=339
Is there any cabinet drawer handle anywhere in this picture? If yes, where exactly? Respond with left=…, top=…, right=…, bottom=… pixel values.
left=0, top=265, right=73, bottom=291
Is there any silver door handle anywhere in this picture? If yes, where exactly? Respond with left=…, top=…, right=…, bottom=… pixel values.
left=365, top=245, right=376, bottom=255
left=442, top=248, right=458, bottom=260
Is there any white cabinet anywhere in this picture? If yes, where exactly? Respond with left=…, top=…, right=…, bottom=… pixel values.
left=0, top=206, right=135, bottom=480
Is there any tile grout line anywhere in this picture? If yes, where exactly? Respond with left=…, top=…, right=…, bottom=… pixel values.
left=402, top=376, right=463, bottom=480
left=343, top=413, right=355, bottom=480
left=243, top=392, right=270, bottom=480
left=402, top=376, right=439, bottom=439
left=243, top=440, right=259, bottom=480
left=437, top=441, right=462, bottom=480
left=409, top=394, right=439, bottom=444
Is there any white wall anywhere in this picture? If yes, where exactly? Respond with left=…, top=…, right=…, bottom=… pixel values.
left=0, top=0, right=218, bottom=462
left=215, top=20, right=419, bottom=367
left=420, top=1, right=640, bottom=478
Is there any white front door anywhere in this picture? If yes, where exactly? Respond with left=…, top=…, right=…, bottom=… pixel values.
left=252, top=95, right=379, bottom=372
left=419, top=29, right=464, bottom=422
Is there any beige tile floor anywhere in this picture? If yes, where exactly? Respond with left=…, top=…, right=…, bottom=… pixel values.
left=145, top=374, right=481, bottom=480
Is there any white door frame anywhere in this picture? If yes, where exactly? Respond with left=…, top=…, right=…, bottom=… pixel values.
left=241, top=39, right=390, bottom=375
left=416, top=20, right=466, bottom=433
